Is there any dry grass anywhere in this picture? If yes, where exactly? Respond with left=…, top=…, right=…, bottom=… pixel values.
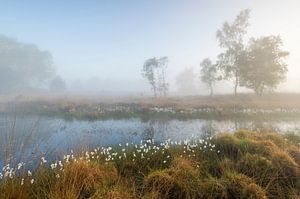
left=2, top=92, right=300, bottom=109
left=1, top=130, right=300, bottom=198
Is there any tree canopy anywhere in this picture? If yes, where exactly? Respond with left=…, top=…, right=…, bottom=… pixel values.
left=240, top=36, right=289, bottom=95
left=49, top=75, right=67, bottom=92
left=200, top=58, right=218, bottom=96
left=0, top=35, right=55, bottom=92
left=176, top=67, right=197, bottom=95
left=216, top=9, right=250, bottom=96
left=142, top=57, right=169, bottom=97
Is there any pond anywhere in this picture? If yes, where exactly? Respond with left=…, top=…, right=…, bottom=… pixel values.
left=1, top=115, right=300, bottom=169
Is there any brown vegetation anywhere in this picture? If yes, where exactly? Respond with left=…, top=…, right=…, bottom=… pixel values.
left=1, top=130, right=300, bottom=198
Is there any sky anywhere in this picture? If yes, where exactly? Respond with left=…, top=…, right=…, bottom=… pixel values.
left=0, top=0, right=300, bottom=94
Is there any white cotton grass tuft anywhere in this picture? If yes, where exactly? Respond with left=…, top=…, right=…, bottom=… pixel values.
left=0, top=135, right=220, bottom=184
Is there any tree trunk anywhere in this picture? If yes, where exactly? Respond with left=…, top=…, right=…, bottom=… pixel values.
left=234, top=83, right=238, bottom=96
left=255, top=86, right=264, bottom=97
left=234, top=72, right=238, bottom=96
left=153, top=85, right=157, bottom=98
left=162, top=67, right=167, bottom=97
left=259, top=87, right=264, bottom=96
left=210, top=86, right=213, bottom=97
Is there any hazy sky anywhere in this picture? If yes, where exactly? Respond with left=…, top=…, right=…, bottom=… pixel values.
left=1, top=0, right=300, bottom=93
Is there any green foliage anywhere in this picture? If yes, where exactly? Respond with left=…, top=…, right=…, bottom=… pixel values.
left=216, top=9, right=250, bottom=96
left=240, top=36, right=289, bottom=95
left=215, top=9, right=289, bottom=96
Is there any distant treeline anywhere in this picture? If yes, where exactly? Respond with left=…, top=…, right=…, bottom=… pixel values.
left=0, top=9, right=289, bottom=96
left=143, top=9, right=289, bottom=97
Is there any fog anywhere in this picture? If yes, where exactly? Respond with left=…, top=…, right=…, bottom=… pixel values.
left=0, top=0, right=300, bottom=96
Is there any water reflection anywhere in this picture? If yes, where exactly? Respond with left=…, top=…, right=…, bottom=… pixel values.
left=1, top=115, right=300, bottom=168
left=200, top=120, right=216, bottom=139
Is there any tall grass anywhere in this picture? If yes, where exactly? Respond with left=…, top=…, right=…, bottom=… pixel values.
left=0, top=114, right=42, bottom=168
left=1, top=130, right=300, bottom=198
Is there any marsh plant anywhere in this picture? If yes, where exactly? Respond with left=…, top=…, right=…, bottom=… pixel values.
left=1, top=130, right=300, bottom=198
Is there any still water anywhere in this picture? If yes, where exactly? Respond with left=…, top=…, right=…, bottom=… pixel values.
left=1, top=115, right=300, bottom=168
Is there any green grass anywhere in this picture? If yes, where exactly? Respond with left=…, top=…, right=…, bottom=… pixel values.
left=1, top=130, right=300, bottom=198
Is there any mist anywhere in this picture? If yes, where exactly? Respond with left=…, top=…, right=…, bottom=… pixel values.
left=0, top=0, right=300, bottom=97
left=3, top=1, right=300, bottom=197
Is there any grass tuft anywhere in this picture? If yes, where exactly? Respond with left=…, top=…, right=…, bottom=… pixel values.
left=1, top=130, right=300, bottom=198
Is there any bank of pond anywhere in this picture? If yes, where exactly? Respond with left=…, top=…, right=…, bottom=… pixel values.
left=4, top=101, right=300, bottom=121
left=1, top=130, right=300, bottom=198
